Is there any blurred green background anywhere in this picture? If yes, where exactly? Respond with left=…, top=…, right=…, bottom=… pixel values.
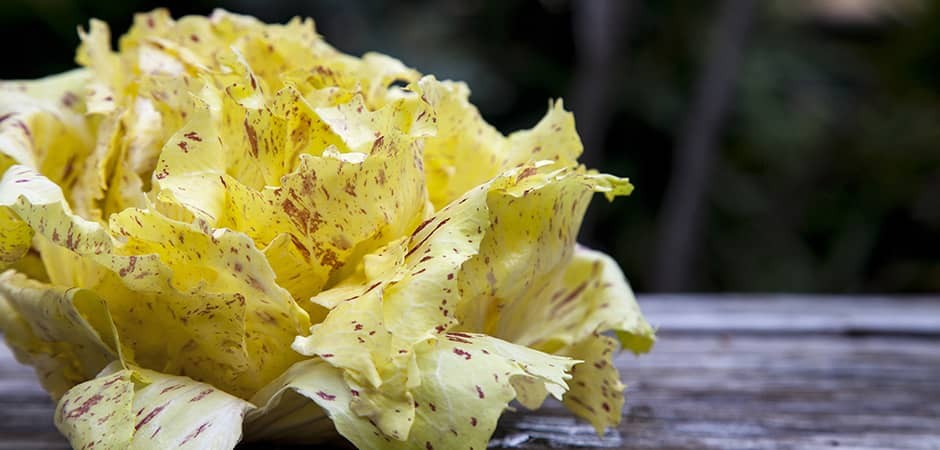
left=1, top=0, right=937, bottom=293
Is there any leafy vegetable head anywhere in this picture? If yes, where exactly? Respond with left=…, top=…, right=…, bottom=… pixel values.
left=0, top=9, right=654, bottom=449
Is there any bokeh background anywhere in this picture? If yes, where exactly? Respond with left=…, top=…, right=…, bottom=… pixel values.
left=1, top=0, right=937, bottom=293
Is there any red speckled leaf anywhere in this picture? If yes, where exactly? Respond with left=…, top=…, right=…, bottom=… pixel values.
left=0, top=271, right=121, bottom=399
left=56, top=362, right=251, bottom=450
left=261, top=334, right=574, bottom=449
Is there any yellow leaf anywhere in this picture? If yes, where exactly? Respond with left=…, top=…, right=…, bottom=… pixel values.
left=56, top=362, right=252, bottom=449
left=0, top=271, right=121, bottom=399
left=0, top=167, right=310, bottom=397
left=268, top=334, right=574, bottom=449
left=416, top=77, right=585, bottom=209
left=561, top=334, right=625, bottom=435
left=494, top=245, right=655, bottom=355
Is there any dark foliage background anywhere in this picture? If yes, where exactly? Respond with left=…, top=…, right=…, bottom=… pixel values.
left=1, top=0, right=937, bottom=293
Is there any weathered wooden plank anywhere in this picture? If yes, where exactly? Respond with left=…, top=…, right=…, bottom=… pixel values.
left=0, top=434, right=70, bottom=450
left=1, top=296, right=938, bottom=449
left=639, top=294, right=940, bottom=335
left=491, top=333, right=940, bottom=449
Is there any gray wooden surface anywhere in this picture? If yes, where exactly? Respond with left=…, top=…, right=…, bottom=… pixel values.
left=1, top=295, right=938, bottom=450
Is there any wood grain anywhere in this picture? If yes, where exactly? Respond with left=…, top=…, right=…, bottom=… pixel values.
left=1, top=295, right=938, bottom=449
left=639, top=294, right=940, bottom=336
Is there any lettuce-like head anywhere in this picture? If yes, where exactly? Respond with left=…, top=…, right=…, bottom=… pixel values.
left=0, top=9, right=654, bottom=449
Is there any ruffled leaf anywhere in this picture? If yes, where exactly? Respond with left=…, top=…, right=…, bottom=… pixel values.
left=149, top=82, right=432, bottom=302
left=0, top=271, right=121, bottom=398
left=268, top=334, right=574, bottom=449
left=416, top=77, right=583, bottom=209
left=0, top=166, right=310, bottom=397
left=0, top=69, right=92, bottom=211
left=561, top=334, right=626, bottom=435
left=454, top=164, right=634, bottom=341
left=55, top=362, right=252, bottom=449
left=499, top=246, right=655, bottom=354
